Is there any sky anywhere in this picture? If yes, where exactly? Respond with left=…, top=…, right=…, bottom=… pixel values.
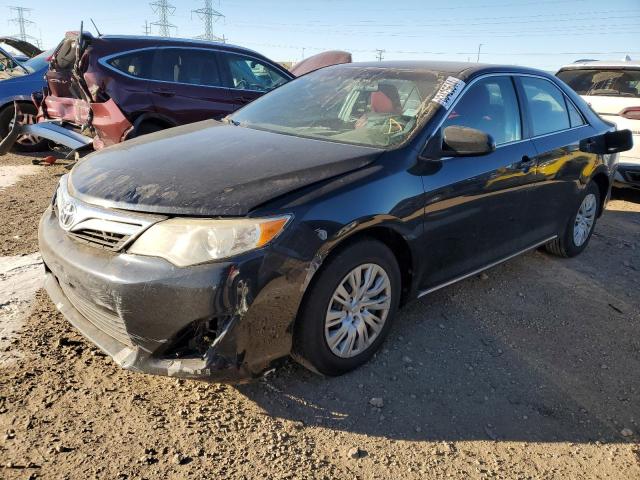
left=1, top=0, right=639, bottom=71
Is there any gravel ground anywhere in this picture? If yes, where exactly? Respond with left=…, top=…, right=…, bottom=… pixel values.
left=0, top=151, right=639, bottom=479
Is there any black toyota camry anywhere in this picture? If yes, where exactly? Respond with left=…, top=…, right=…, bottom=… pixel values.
left=40, top=61, right=632, bottom=382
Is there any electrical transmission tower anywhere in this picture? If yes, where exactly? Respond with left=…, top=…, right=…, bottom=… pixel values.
left=150, top=0, right=176, bottom=37
left=8, top=6, right=40, bottom=46
left=375, top=49, right=385, bottom=62
left=142, top=20, right=151, bottom=36
left=192, top=0, right=225, bottom=42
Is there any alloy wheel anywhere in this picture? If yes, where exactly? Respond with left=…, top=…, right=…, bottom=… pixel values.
left=9, top=112, right=41, bottom=147
left=324, top=263, right=392, bottom=358
left=573, top=193, right=597, bottom=247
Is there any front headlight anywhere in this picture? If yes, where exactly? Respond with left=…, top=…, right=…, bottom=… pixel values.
left=128, top=216, right=291, bottom=266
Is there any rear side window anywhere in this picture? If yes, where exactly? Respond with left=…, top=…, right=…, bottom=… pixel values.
left=557, top=68, right=640, bottom=98
left=442, top=76, right=522, bottom=146
left=108, top=50, right=155, bottom=79
left=219, top=53, right=289, bottom=92
left=520, top=77, right=571, bottom=136
left=566, top=100, right=585, bottom=128
left=152, top=48, right=222, bottom=87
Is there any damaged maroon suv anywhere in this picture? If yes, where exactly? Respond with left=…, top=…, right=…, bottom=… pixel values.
left=43, top=33, right=297, bottom=150
left=1, top=33, right=298, bottom=153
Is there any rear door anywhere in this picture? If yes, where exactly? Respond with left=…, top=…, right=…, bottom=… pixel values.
left=516, top=75, right=597, bottom=239
left=148, top=47, right=235, bottom=125
left=217, top=52, right=291, bottom=110
left=419, top=75, right=541, bottom=290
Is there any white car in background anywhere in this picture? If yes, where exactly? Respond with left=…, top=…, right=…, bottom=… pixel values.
left=557, top=61, right=639, bottom=189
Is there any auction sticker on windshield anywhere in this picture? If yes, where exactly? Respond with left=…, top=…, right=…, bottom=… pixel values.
left=432, top=76, right=466, bottom=109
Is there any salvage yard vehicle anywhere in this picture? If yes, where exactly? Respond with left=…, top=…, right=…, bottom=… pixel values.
left=0, top=32, right=349, bottom=155
left=40, top=61, right=632, bottom=382
left=557, top=60, right=640, bottom=189
left=0, top=38, right=52, bottom=152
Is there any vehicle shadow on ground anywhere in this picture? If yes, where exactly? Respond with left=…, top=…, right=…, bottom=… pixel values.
left=237, top=212, right=640, bottom=443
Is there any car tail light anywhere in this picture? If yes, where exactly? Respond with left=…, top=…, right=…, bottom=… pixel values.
left=619, top=107, right=640, bottom=120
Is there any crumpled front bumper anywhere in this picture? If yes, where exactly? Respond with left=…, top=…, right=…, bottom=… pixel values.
left=39, top=206, right=307, bottom=382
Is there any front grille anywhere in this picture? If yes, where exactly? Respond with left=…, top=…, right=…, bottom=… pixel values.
left=60, top=281, right=133, bottom=347
left=69, top=229, right=131, bottom=251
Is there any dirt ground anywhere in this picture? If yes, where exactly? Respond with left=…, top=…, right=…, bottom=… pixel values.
left=0, top=150, right=639, bottom=479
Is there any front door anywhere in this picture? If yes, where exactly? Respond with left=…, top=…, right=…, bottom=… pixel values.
left=217, top=52, right=292, bottom=110
left=419, top=75, right=540, bottom=290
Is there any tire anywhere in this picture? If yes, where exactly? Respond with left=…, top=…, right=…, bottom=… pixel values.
left=0, top=103, right=49, bottom=153
left=545, top=181, right=600, bottom=258
left=130, top=121, right=167, bottom=138
left=293, top=239, right=401, bottom=376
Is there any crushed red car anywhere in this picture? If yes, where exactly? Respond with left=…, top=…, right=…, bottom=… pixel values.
left=0, top=31, right=350, bottom=155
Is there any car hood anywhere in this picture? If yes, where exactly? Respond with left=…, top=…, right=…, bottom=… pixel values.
left=69, top=120, right=384, bottom=216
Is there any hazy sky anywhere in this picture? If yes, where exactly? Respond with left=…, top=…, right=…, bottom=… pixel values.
left=2, top=0, right=639, bottom=70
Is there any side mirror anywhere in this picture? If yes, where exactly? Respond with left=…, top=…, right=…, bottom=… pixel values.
left=580, top=129, right=633, bottom=155
left=442, top=126, right=496, bottom=157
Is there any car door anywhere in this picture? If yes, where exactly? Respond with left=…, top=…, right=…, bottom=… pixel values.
left=100, top=48, right=156, bottom=118
left=217, top=52, right=292, bottom=110
left=419, top=75, right=541, bottom=291
left=516, top=75, right=596, bottom=239
left=148, top=47, right=235, bottom=125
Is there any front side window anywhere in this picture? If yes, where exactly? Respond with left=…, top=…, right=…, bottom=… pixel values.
left=229, top=65, right=446, bottom=148
left=557, top=68, right=640, bottom=98
left=151, top=48, right=222, bottom=87
left=521, top=77, right=571, bottom=136
left=220, top=53, right=289, bottom=92
left=442, top=76, right=522, bottom=145
left=108, top=50, right=155, bottom=79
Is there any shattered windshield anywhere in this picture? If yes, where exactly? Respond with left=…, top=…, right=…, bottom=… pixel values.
left=229, top=65, right=446, bottom=148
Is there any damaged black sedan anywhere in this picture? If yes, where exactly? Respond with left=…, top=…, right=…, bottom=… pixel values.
left=40, top=61, right=632, bottom=382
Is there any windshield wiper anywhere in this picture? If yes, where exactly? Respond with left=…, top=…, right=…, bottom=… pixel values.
left=222, top=117, right=240, bottom=126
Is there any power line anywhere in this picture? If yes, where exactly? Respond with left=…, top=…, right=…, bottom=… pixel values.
left=150, top=0, right=176, bottom=37
left=192, top=0, right=225, bottom=42
left=8, top=6, right=40, bottom=46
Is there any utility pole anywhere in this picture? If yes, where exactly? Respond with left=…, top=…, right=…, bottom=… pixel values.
left=142, top=20, right=151, bottom=36
left=192, top=0, right=225, bottom=42
left=150, top=0, right=176, bottom=37
left=375, top=49, right=385, bottom=62
left=476, top=43, right=483, bottom=62
left=301, top=47, right=306, bottom=60
left=8, top=6, right=39, bottom=45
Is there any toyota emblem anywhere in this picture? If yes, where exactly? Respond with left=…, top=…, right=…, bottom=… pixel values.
left=59, top=200, right=77, bottom=230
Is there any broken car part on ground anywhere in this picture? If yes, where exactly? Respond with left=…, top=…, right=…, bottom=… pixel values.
left=38, top=61, right=632, bottom=382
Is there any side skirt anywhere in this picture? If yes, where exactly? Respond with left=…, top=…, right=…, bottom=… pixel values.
left=417, top=235, right=557, bottom=298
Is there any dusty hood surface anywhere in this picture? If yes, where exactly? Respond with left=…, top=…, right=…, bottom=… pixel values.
left=69, top=120, right=383, bottom=216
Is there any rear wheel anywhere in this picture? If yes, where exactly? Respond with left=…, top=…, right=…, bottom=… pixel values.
left=0, top=103, right=49, bottom=152
left=293, top=239, right=401, bottom=376
left=545, top=181, right=600, bottom=257
left=129, top=121, right=167, bottom=139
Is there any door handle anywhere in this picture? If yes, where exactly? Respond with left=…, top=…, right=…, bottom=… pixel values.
left=517, top=155, right=536, bottom=169
left=152, top=89, right=175, bottom=97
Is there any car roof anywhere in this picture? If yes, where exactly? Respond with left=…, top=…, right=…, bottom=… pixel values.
left=558, top=60, right=640, bottom=70
left=330, top=60, right=554, bottom=81
left=97, top=35, right=268, bottom=59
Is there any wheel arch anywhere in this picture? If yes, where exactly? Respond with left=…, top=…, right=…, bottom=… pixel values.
left=590, top=170, right=610, bottom=217
left=305, top=224, right=416, bottom=309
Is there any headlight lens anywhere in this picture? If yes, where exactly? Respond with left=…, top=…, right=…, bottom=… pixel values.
left=128, top=216, right=290, bottom=266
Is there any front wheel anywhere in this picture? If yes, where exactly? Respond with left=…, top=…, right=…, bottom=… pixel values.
left=545, top=181, right=600, bottom=257
left=293, top=239, right=401, bottom=376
